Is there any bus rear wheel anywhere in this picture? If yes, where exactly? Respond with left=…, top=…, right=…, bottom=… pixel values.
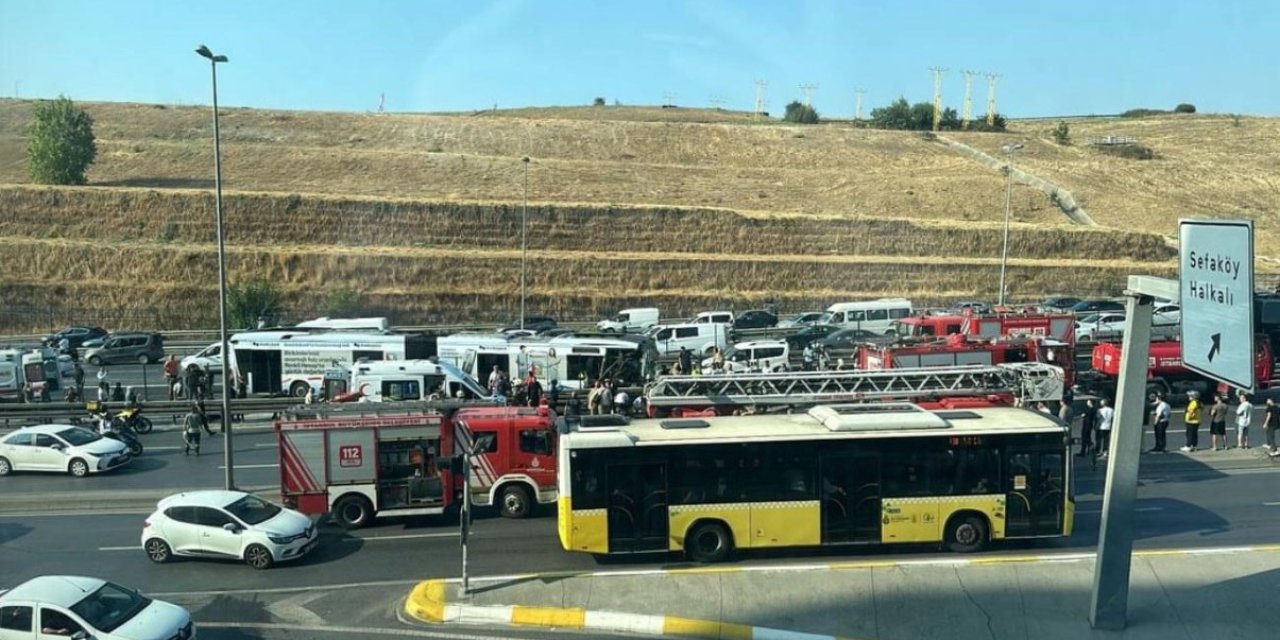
left=685, top=522, right=732, bottom=563
left=290, top=381, right=311, bottom=398
left=945, top=514, right=988, bottom=553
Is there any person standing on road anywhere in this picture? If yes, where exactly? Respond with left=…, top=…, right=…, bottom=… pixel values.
left=72, top=360, right=84, bottom=398
left=184, top=364, right=200, bottom=401
left=1264, top=398, right=1280, bottom=453
left=196, top=397, right=216, bottom=435
left=1058, top=387, right=1075, bottom=423
left=1077, top=398, right=1096, bottom=457
left=802, top=343, right=815, bottom=371
left=1181, top=391, right=1202, bottom=452
left=1149, top=393, right=1171, bottom=453
left=1097, top=399, right=1115, bottom=457
left=678, top=347, right=692, bottom=376
left=163, top=355, right=180, bottom=401
left=1235, top=392, right=1254, bottom=449
left=182, top=404, right=203, bottom=456
left=1208, top=393, right=1228, bottom=451
left=587, top=380, right=603, bottom=415
left=111, top=381, right=125, bottom=402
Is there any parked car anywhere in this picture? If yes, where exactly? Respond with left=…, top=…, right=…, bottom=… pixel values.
left=785, top=324, right=841, bottom=349
left=42, top=326, right=108, bottom=351
left=142, top=490, right=319, bottom=570
left=777, top=311, right=825, bottom=328
left=692, top=311, right=735, bottom=325
left=949, top=301, right=992, bottom=315
left=1075, top=313, right=1128, bottom=343
left=0, top=575, right=194, bottom=640
left=82, top=332, right=165, bottom=365
left=1070, top=299, right=1125, bottom=315
left=501, top=315, right=557, bottom=334
left=703, top=340, right=790, bottom=373
left=0, top=424, right=131, bottom=477
left=732, top=310, right=778, bottom=331
left=818, top=328, right=895, bottom=354
left=1040, top=296, right=1083, bottom=312
left=80, top=336, right=108, bottom=349
left=1154, top=303, right=1181, bottom=324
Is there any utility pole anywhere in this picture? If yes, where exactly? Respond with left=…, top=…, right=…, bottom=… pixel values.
left=520, top=157, right=530, bottom=331
left=986, top=73, right=1000, bottom=126
left=378, top=93, right=385, bottom=113
left=662, top=91, right=676, bottom=107
left=753, top=80, right=768, bottom=119
left=799, top=83, right=817, bottom=108
left=709, top=95, right=725, bottom=110
left=961, top=70, right=976, bottom=130
left=998, top=143, right=1024, bottom=305
left=929, top=67, right=947, bottom=131
left=854, top=88, right=866, bottom=121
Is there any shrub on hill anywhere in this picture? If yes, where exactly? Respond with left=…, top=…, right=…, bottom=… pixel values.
left=1053, top=121, right=1071, bottom=145
left=1121, top=108, right=1170, bottom=118
left=869, top=98, right=972, bottom=131
left=1097, top=142, right=1155, bottom=160
left=1174, top=103, right=1196, bottom=113
left=228, top=279, right=284, bottom=329
left=783, top=101, right=820, bottom=124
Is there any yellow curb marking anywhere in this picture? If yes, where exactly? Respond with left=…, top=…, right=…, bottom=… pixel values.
left=404, top=579, right=447, bottom=623
left=510, top=605, right=586, bottom=629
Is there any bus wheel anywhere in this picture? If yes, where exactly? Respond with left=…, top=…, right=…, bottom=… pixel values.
left=290, top=381, right=311, bottom=398
left=686, top=522, right=732, bottom=563
left=499, top=484, right=532, bottom=519
left=945, top=514, right=988, bottom=553
left=334, top=495, right=373, bottom=528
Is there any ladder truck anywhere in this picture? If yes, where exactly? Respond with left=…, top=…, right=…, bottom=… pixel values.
left=644, top=363, right=1064, bottom=418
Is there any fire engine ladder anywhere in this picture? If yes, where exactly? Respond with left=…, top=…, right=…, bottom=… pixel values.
left=282, top=399, right=493, bottom=421
left=645, top=363, right=1064, bottom=408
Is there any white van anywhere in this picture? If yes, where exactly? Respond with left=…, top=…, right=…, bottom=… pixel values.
left=702, top=340, right=791, bottom=373
left=693, top=311, right=735, bottom=325
left=821, top=298, right=913, bottom=335
left=597, top=307, right=660, bottom=333
left=323, top=359, right=489, bottom=401
left=649, top=323, right=729, bottom=356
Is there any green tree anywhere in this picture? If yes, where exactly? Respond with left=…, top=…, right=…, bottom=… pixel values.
left=1174, top=103, right=1196, bottom=114
left=26, top=96, right=97, bottom=185
left=1052, top=121, right=1071, bottom=145
left=593, top=97, right=606, bottom=106
left=870, top=98, right=912, bottom=130
left=783, top=100, right=820, bottom=124
left=909, top=102, right=935, bottom=130
left=322, top=286, right=364, bottom=317
left=228, top=279, right=284, bottom=330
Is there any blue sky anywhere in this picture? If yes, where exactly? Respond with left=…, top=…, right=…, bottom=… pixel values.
left=2, top=0, right=1275, bottom=117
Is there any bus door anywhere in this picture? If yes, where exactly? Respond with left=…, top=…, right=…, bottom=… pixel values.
left=605, top=463, right=668, bottom=552
left=240, top=349, right=281, bottom=394
left=820, top=453, right=881, bottom=544
left=1005, top=449, right=1065, bottom=537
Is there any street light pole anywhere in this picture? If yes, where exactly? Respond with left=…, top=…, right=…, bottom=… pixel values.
left=520, top=157, right=530, bottom=331
left=196, top=44, right=235, bottom=490
left=998, top=143, right=1023, bottom=306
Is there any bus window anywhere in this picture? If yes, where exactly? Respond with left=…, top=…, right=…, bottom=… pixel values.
left=566, top=355, right=603, bottom=382
left=883, top=450, right=932, bottom=497
left=941, top=448, right=1000, bottom=495
left=569, top=450, right=606, bottom=509
left=353, top=350, right=385, bottom=362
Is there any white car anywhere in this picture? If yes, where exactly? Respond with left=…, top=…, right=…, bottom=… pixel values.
left=1076, top=311, right=1180, bottom=343
left=702, top=340, right=790, bottom=373
left=777, top=312, right=824, bottom=328
left=180, top=342, right=222, bottom=374
left=0, top=575, right=194, bottom=640
left=0, top=425, right=131, bottom=477
left=142, top=490, right=319, bottom=570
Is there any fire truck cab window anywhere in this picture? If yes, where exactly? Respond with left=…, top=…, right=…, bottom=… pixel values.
left=520, top=429, right=553, bottom=455
left=472, top=431, right=499, bottom=454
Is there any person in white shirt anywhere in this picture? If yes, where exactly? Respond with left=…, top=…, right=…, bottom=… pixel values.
left=1150, top=393, right=1172, bottom=453
left=1236, top=392, right=1254, bottom=449
left=1097, top=399, right=1115, bottom=457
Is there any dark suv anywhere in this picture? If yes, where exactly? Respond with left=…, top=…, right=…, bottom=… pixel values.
left=502, top=315, right=557, bottom=334
left=43, top=326, right=108, bottom=350
left=83, top=332, right=165, bottom=365
left=733, top=310, right=778, bottom=331
left=1070, top=299, right=1125, bottom=315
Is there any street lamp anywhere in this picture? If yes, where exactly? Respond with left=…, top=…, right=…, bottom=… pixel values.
left=997, top=142, right=1024, bottom=306
left=195, top=43, right=235, bottom=490
left=520, top=157, right=530, bottom=330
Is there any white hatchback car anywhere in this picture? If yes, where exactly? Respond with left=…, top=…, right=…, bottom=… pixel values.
left=703, top=340, right=791, bottom=373
left=142, top=490, right=318, bottom=570
left=0, top=425, right=131, bottom=477
left=0, top=575, right=194, bottom=640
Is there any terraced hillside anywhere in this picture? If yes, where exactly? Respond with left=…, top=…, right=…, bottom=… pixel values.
left=0, top=98, right=1257, bottom=332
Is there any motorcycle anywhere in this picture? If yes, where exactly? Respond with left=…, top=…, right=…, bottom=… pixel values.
left=86, top=403, right=145, bottom=457
left=116, top=405, right=153, bottom=434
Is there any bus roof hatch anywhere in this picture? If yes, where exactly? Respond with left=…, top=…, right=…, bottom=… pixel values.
left=808, top=404, right=951, bottom=432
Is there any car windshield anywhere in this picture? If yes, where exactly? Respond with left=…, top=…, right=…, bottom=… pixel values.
left=56, top=427, right=101, bottom=446
left=720, top=346, right=742, bottom=360
left=225, top=494, right=282, bottom=525
left=70, top=582, right=152, bottom=633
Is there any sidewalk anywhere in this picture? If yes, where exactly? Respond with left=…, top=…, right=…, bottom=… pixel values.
left=406, top=546, right=1280, bottom=639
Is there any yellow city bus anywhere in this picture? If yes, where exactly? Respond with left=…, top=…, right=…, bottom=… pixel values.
left=557, top=403, right=1072, bottom=561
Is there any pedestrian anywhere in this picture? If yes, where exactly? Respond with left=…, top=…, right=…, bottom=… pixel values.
left=599, top=380, right=614, bottom=415
left=712, top=347, right=725, bottom=372
left=802, top=343, right=815, bottom=371
left=1208, top=393, right=1228, bottom=451
left=613, top=386, right=630, bottom=416
left=182, top=404, right=203, bottom=456
left=111, top=381, right=125, bottom=402
left=1097, top=398, right=1115, bottom=457
left=1149, top=393, right=1171, bottom=453
left=163, top=355, right=180, bottom=401
left=547, top=379, right=560, bottom=410
left=57, top=336, right=70, bottom=354
left=72, top=360, right=84, bottom=397
left=1264, top=398, right=1280, bottom=453
left=1181, top=391, right=1202, bottom=452
left=96, top=365, right=108, bottom=387
left=184, top=364, right=200, bottom=401
left=1058, top=387, right=1074, bottom=423
left=64, top=386, right=80, bottom=404
left=587, top=380, right=603, bottom=415
left=1077, top=398, right=1096, bottom=457
left=196, top=397, right=216, bottom=435
left=1236, top=392, right=1254, bottom=449
left=525, top=373, right=543, bottom=408
left=678, top=347, right=692, bottom=376
left=97, top=380, right=110, bottom=402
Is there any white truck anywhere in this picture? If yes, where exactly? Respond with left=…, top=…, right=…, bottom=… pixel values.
left=596, top=307, right=660, bottom=333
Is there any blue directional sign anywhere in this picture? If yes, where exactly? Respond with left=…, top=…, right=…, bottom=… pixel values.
left=1179, top=219, right=1255, bottom=391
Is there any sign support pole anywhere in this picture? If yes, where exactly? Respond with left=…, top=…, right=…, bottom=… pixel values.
left=1088, top=280, right=1158, bottom=629
left=459, top=454, right=472, bottom=598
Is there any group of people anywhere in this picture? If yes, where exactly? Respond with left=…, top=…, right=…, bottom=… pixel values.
left=586, top=378, right=639, bottom=415
left=1072, top=389, right=1279, bottom=458
left=486, top=364, right=553, bottom=408
left=163, top=355, right=216, bottom=401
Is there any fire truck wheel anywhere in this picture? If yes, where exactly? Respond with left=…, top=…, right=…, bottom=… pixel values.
left=499, top=484, right=533, bottom=519
left=334, top=495, right=373, bottom=528
left=945, top=513, right=989, bottom=553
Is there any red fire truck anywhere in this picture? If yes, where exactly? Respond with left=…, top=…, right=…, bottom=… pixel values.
left=894, top=312, right=1076, bottom=344
left=1076, top=338, right=1276, bottom=400
left=276, top=402, right=558, bottom=527
left=856, top=334, right=1075, bottom=385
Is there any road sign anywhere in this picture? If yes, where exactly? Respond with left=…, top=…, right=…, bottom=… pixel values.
left=1179, top=219, right=1255, bottom=391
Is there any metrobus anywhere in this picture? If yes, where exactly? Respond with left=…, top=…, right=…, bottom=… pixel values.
left=437, top=333, right=659, bottom=390
left=557, top=403, right=1072, bottom=562
left=217, top=331, right=436, bottom=397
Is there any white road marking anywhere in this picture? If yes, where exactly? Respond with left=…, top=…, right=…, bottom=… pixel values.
left=1077, top=506, right=1164, bottom=514
left=217, top=463, right=279, bottom=469
left=202, top=621, right=502, bottom=640
left=1264, top=501, right=1280, bottom=506
left=254, top=443, right=276, bottom=448
left=265, top=590, right=327, bottom=626
left=147, top=446, right=183, bottom=451
left=346, top=532, right=460, bottom=543
left=98, top=545, right=142, bottom=551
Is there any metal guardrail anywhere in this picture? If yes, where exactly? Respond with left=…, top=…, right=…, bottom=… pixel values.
left=0, top=397, right=304, bottom=429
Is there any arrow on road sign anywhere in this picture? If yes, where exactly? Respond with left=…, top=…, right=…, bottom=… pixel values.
left=1208, top=333, right=1221, bottom=362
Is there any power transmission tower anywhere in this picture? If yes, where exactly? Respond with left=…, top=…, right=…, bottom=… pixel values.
left=961, top=71, right=976, bottom=129
left=928, top=67, right=947, bottom=131
left=378, top=93, right=385, bottom=113
left=663, top=91, right=676, bottom=107
left=753, top=80, right=768, bottom=119
left=986, top=73, right=1000, bottom=126
left=799, top=83, right=817, bottom=108
left=709, top=95, right=725, bottom=110
left=854, top=88, right=866, bottom=121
